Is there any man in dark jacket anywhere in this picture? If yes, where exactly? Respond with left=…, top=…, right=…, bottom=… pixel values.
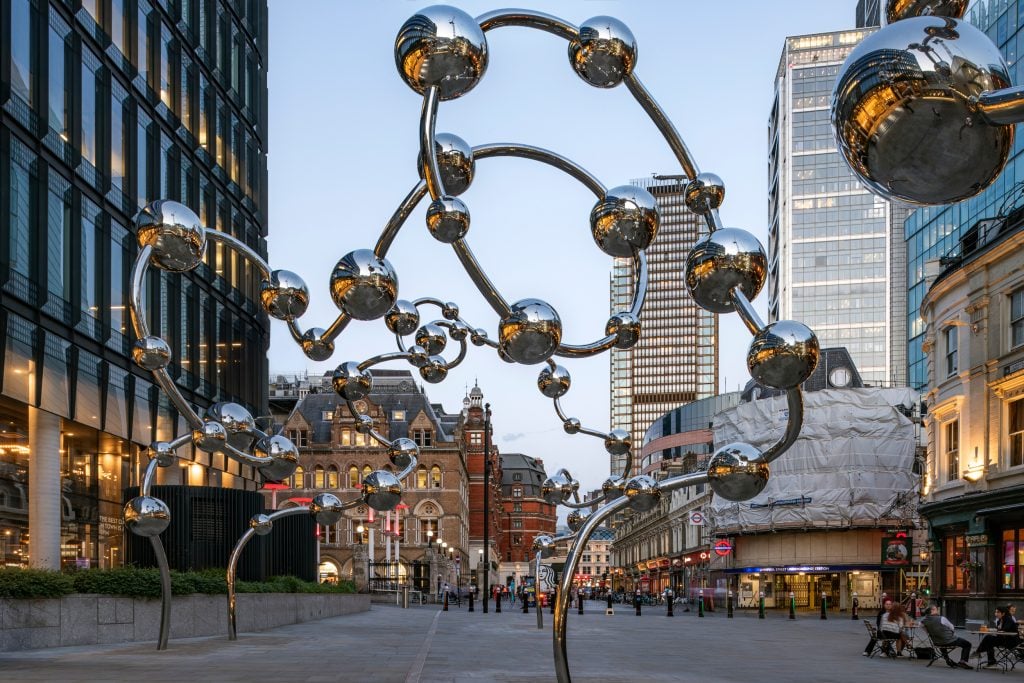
left=921, top=605, right=973, bottom=669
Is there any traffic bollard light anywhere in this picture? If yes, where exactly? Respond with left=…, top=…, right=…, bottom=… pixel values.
left=820, top=592, right=827, bottom=620
left=789, top=592, right=796, bottom=620
left=727, top=590, right=734, bottom=618
left=666, top=589, right=674, bottom=617
left=758, top=591, right=765, bottom=619
left=851, top=592, right=858, bottom=620
left=698, top=589, right=704, bottom=618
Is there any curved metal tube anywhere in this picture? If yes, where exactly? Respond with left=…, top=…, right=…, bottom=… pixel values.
left=396, top=454, right=419, bottom=482
left=419, top=86, right=446, bottom=200
left=141, top=433, right=189, bottom=495
left=476, top=8, right=578, bottom=40
left=204, top=230, right=271, bottom=279
left=321, top=314, right=352, bottom=344
left=762, top=389, right=804, bottom=464
left=221, top=441, right=273, bottom=467
left=624, top=73, right=699, bottom=179
left=376, top=181, right=428, bottom=258
left=474, top=144, right=604, bottom=197
left=556, top=250, right=645, bottom=358
left=343, top=399, right=392, bottom=448
left=977, top=85, right=1024, bottom=126
left=706, top=209, right=725, bottom=233
left=150, top=535, right=172, bottom=651
left=629, top=250, right=649, bottom=318
left=555, top=336, right=616, bottom=358
left=412, top=296, right=449, bottom=310
left=286, top=319, right=305, bottom=344
left=227, top=505, right=311, bottom=640
left=450, top=239, right=512, bottom=317
left=730, top=288, right=765, bottom=336
left=358, top=351, right=413, bottom=372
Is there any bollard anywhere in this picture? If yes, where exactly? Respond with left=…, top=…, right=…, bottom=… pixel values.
left=667, top=589, right=674, bottom=617
left=578, top=590, right=584, bottom=615
left=443, top=590, right=449, bottom=612
left=635, top=591, right=642, bottom=617
left=606, top=592, right=614, bottom=616
left=909, top=592, right=918, bottom=619
left=523, top=592, right=529, bottom=614
left=698, top=589, right=704, bottom=618
left=727, top=590, right=734, bottom=618
left=550, top=592, right=556, bottom=615
left=851, top=592, right=858, bottom=621
left=402, top=584, right=410, bottom=609
left=758, top=591, right=765, bottom=619
left=496, top=590, right=502, bottom=613
left=820, top=591, right=827, bottom=620
left=788, top=592, right=796, bottom=620
left=468, top=587, right=474, bottom=612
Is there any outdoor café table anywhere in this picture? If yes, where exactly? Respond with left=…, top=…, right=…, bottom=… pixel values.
left=902, top=622, right=927, bottom=656
left=970, top=630, right=1019, bottom=670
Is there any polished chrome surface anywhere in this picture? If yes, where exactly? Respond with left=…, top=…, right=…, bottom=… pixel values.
left=684, top=172, right=725, bottom=216
left=623, top=475, right=660, bottom=512
left=747, top=320, right=820, bottom=390
left=419, top=133, right=475, bottom=196
left=473, top=143, right=605, bottom=196
left=763, top=390, right=805, bottom=463
left=300, top=327, right=335, bottom=361
left=450, top=239, right=512, bottom=318
left=730, top=288, right=766, bottom=337
left=205, top=402, right=257, bottom=452
left=605, top=312, right=641, bottom=349
left=134, top=200, right=207, bottom=272
left=601, top=475, right=626, bottom=500
left=309, top=493, right=345, bottom=526
left=388, top=438, right=419, bottom=470
left=566, top=510, right=588, bottom=533
left=426, top=196, right=471, bottom=243
left=332, top=361, right=373, bottom=400
left=132, top=336, right=172, bottom=371
left=624, top=73, right=699, bottom=179
left=260, top=270, right=310, bottom=321
left=124, top=495, right=171, bottom=537
left=415, top=323, right=448, bottom=355
left=329, top=249, right=399, bottom=321
left=419, top=85, right=446, bottom=200
left=396, top=5, right=488, bottom=101
left=590, top=185, right=660, bottom=257
left=362, top=470, right=403, bottom=511
left=419, top=355, right=449, bottom=383
left=569, top=16, right=637, bottom=88
left=498, top=298, right=563, bottom=365
left=253, top=434, right=300, bottom=482
left=147, top=440, right=180, bottom=470
left=685, top=228, right=767, bottom=314
left=537, top=363, right=572, bottom=398
left=150, top=536, right=171, bottom=650
left=603, top=429, right=631, bottom=457
left=832, top=16, right=1013, bottom=204
left=977, top=85, right=1024, bottom=126
left=532, top=534, right=558, bottom=559
left=376, top=181, right=429, bottom=259
left=385, top=300, right=421, bottom=336
left=477, top=8, right=577, bottom=40
left=192, top=420, right=228, bottom=453
left=541, top=471, right=578, bottom=506
left=886, top=0, right=968, bottom=23
left=562, top=417, right=581, bottom=434
left=249, top=513, right=273, bottom=536
left=204, top=229, right=271, bottom=277
left=707, top=442, right=770, bottom=502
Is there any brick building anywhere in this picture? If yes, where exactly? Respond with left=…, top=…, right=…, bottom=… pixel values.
left=498, top=453, right=556, bottom=589
left=465, top=384, right=503, bottom=591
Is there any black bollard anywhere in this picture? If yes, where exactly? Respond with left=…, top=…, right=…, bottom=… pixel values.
left=635, top=594, right=641, bottom=616
left=788, top=592, right=796, bottom=620
left=820, top=592, right=827, bottom=620
left=758, top=592, right=765, bottom=619
left=606, top=592, right=614, bottom=615
left=851, top=594, right=859, bottom=621
left=468, top=588, right=474, bottom=612
left=727, top=590, right=734, bottom=618
left=495, top=590, right=502, bottom=613
left=667, top=591, right=674, bottom=617
left=550, top=592, right=556, bottom=615
left=578, top=591, right=584, bottom=615
left=698, top=590, right=704, bottom=618
left=523, top=591, right=529, bottom=613
left=443, top=590, right=449, bottom=612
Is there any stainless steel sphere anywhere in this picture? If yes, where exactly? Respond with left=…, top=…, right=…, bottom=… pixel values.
left=707, top=442, right=770, bottom=502
left=606, top=312, right=640, bottom=349
left=260, top=270, right=310, bottom=321
left=419, top=355, right=448, bottom=383
left=470, top=328, right=489, bottom=346
left=624, top=475, right=661, bottom=513
left=124, top=496, right=171, bottom=537
left=601, top=475, right=626, bottom=500
left=332, top=361, right=373, bottom=400
left=832, top=16, right=1013, bottom=204
left=147, top=441, right=177, bottom=467
left=329, top=249, right=399, bottom=321
left=407, top=344, right=430, bottom=368
left=131, top=336, right=171, bottom=371
left=541, top=471, right=578, bottom=506
left=447, top=320, right=470, bottom=341
left=747, top=320, right=820, bottom=390
left=415, top=323, right=448, bottom=355
left=362, top=470, right=403, bottom=511
left=886, top=0, right=968, bottom=23
left=532, top=534, right=556, bottom=559
left=566, top=510, right=588, bottom=533
left=419, top=133, right=475, bottom=195
left=300, top=328, right=334, bottom=361
left=250, top=513, right=273, bottom=536
left=385, top=300, right=420, bottom=336
left=441, top=301, right=460, bottom=320
left=683, top=173, right=726, bottom=216
left=388, top=438, right=418, bottom=469
left=563, top=417, right=581, bottom=434
left=497, top=299, right=562, bottom=365
left=604, top=429, right=631, bottom=456
left=206, top=402, right=257, bottom=452
left=395, top=5, right=488, bottom=101
left=590, top=185, right=660, bottom=257
left=309, top=493, right=343, bottom=526
left=426, top=196, right=470, bottom=243
left=134, top=200, right=206, bottom=272
left=684, top=228, right=767, bottom=313
left=192, top=420, right=228, bottom=453
left=354, top=414, right=375, bottom=434
left=568, top=16, right=637, bottom=88
left=253, top=434, right=300, bottom=481
left=537, top=364, right=571, bottom=398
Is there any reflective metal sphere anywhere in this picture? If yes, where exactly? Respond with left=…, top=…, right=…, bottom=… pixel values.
left=563, top=417, right=581, bottom=434
left=147, top=441, right=177, bottom=467
left=132, top=336, right=172, bottom=371
left=192, top=420, right=228, bottom=453
left=604, top=429, right=631, bottom=457
left=606, top=312, right=641, bottom=349
left=419, top=355, right=448, bottom=383
left=407, top=344, right=430, bottom=368
left=590, top=185, right=660, bottom=257
left=329, top=249, right=399, bottom=321
left=134, top=200, right=206, bottom=272
left=362, top=470, right=403, bottom=511
left=885, top=0, right=968, bottom=23
left=388, top=438, right=419, bottom=469
left=309, top=493, right=343, bottom=526
left=497, top=299, right=562, bottom=365
left=442, top=301, right=460, bottom=320
left=260, top=270, right=310, bottom=321
left=470, top=328, right=489, bottom=346
left=566, top=510, right=588, bottom=533
left=253, top=434, right=300, bottom=481
left=415, top=323, right=448, bottom=355
left=124, top=496, right=171, bottom=537
left=533, top=534, right=557, bottom=559
left=568, top=16, right=637, bottom=88
left=426, top=196, right=470, bottom=243
left=354, top=414, right=375, bottom=434
left=832, top=16, right=1013, bottom=204
left=447, top=320, right=470, bottom=341
left=395, top=5, right=488, bottom=101
left=332, top=361, right=373, bottom=400
left=707, top=442, right=770, bottom=502
left=385, top=300, right=420, bottom=336
left=601, top=475, right=626, bottom=500
left=624, top=475, right=661, bottom=513
left=206, top=402, right=257, bottom=452
left=300, top=328, right=334, bottom=361
left=747, top=320, right=820, bottom=390
left=537, top=364, right=571, bottom=399
left=683, top=173, right=726, bottom=216
left=684, top=228, right=767, bottom=313
left=419, top=133, right=475, bottom=195
left=541, top=471, right=578, bottom=506
left=250, top=513, right=273, bottom=536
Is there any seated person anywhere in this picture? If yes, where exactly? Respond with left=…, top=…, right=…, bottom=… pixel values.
left=976, top=606, right=1021, bottom=668
left=880, top=603, right=909, bottom=655
left=864, top=599, right=892, bottom=656
left=920, top=605, right=973, bottom=669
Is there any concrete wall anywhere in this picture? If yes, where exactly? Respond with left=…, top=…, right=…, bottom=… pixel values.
left=0, top=593, right=370, bottom=652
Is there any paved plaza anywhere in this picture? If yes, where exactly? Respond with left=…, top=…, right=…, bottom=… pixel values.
left=0, top=602, right=1014, bottom=682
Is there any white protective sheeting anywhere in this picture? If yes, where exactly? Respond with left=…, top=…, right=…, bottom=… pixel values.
left=708, top=388, right=918, bottom=533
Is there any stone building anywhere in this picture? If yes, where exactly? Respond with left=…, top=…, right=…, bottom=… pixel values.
left=497, top=453, right=556, bottom=589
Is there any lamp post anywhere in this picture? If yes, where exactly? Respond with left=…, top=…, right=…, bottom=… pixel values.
left=483, top=402, right=491, bottom=614
left=356, top=524, right=366, bottom=593
left=426, top=529, right=433, bottom=547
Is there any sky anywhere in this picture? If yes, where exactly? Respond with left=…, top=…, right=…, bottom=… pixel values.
left=265, top=1, right=856, bottom=499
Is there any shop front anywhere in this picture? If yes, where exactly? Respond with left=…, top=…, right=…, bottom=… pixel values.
left=727, top=564, right=890, bottom=610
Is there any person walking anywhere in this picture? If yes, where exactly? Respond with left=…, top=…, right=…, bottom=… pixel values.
left=920, top=605, right=973, bottom=669
left=864, top=598, right=893, bottom=656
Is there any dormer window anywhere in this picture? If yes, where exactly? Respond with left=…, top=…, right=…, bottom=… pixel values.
left=393, top=410, right=405, bottom=421
left=413, top=429, right=433, bottom=447
left=323, top=410, right=333, bottom=421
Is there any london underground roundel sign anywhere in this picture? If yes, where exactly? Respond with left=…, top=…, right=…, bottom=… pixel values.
left=714, top=540, right=733, bottom=557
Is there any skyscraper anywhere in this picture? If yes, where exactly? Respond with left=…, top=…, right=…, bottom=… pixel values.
left=609, top=177, right=717, bottom=478
left=768, top=27, right=911, bottom=387
left=1, top=0, right=268, bottom=569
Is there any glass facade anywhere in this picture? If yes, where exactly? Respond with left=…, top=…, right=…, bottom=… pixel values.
left=905, top=0, right=1024, bottom=390
left=768, top=28, right=910, bottom=387
left=1, top=0, right=269, bottom=569
left=609, top=178, right=717, bottom=477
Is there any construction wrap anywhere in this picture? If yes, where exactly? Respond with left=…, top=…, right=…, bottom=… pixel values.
left=708, top=388, right=919, bottom=533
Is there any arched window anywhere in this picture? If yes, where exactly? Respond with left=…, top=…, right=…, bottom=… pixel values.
left=416, top=466, right=427, bottom=489
left=348, top=466, right=359, bottom=488
left=314, top=465, right=325, bottom=488
left=327, top=465, right=339, bottom=488
left=362, top=465, right=372, bottom=481
left=431, top=465, right=441, bottom=488
left=292, top=466, right=304, bottom=489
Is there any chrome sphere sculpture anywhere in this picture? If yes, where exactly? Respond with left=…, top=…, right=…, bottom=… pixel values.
left=706, top=442, right=770, bottom=502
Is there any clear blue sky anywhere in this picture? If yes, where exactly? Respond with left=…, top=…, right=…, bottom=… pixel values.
left=266, top=1, right=856, bottom=499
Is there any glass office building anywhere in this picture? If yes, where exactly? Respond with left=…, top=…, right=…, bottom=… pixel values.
left=609, top=177, right=717, bottom=478
left=768, top=27, right=912, bottom=388
left=906, top=0, right=1024, bottom=391
left=0, top=0, right=269, bottom=569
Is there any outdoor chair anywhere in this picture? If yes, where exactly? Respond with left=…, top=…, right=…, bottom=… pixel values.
left=864, top=620, right=900, bottom=658
left=923, top=633, right=958, bottom=668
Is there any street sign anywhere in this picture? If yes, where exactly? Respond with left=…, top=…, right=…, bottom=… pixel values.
left=714, top=540, right=732, bottom=557
left=689, top=510, right=705, bottom=526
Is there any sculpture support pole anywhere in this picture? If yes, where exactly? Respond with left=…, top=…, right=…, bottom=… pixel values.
left=977, top=86, right=1024, bottom=125
left=150, top=536, right=172, bottom=651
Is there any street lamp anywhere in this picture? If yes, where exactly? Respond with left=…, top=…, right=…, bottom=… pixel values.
left=426, top=529, right=433, bottom=547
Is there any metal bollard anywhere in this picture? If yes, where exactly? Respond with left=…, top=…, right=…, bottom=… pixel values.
left=496, top=590, right=502, bottom=613
left=788, top=592, right=796, bottom=620
left=851, top=592, right=858, bottom=620
left=606, top=592, right=614, bottom=616
left=443, top=590, right=449, bottom=612
left=820, top=591, right=827, bottom=620
left=727, top=590, right=734, bottom=618
left=909, top=592, right=918, bottom=619
left=550, top=592, right=556, bottom=615
left=758, top=591, right=765, bottom=619
left=666, top=589, right=674, bottom=617
left=635, top=591, right=641, bottom=616
left=468, top=587, right=474, bottom=612
left=402, top=584, right=410, bottom=609
left=698, top=589, right=704, bottom=618
left=578, top=590, right=584, bottom=615
left=522, top=592, right=529, bottom=613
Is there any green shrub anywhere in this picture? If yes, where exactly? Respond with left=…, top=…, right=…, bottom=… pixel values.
left=73, top=566, right=163, bottom=598
left=0, top=568, right=74, bottom=598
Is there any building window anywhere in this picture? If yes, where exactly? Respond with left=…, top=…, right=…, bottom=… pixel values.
left=945, top=420, right=960, bottom=482
left=362, top=465, right=372, bottom=482
left=348, top=466, right=359, bottom=488
left=1013, top=289, right=1024, bottom=349
left=1011, top=401, right=1024, bottom=468
left=416, top=466, right=428, bottom=489
left=1002, top=528, right=1024, bottom=591
left=314, top=465, right=325, bottom=488
left=340, top=429, right=351, bottom=446
left=513, top=503, right=522, bottom=512
left=470, top=432, right=482, bottom=445
left=512, top=519, right=522, bottom=529
left=513, top=535, right=522, bottom=546
left=512, top=487, right=522, bottom=498
left=393, top=410, right=405, bottom=421
left=413, top=429, right=433, bottom=447
left=322, top=410, right=332, bottom=421
left=431, top=465, right=441, bottom=488
left=945, top=326, right=958, bottom=377
left=326, top=465, right=339, bottom=489
left=292, top=466, right=304, bottom=489
left=944, top=533, right=968, bottom=592
left=512, top=473, right=522, bottom=481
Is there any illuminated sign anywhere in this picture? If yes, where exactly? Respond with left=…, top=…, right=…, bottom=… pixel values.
left=714, top=540, right=732, bottom=557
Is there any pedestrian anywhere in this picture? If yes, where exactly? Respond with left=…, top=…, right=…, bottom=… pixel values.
left=920, top=605, right=973, bottom=669
left=509, top=586, right=515, bottom=606
left=976, top=605, right=1020, bottom=668
left=880, top=603, right=909, bottom=655
left=864, top=598, right=893, bottom=656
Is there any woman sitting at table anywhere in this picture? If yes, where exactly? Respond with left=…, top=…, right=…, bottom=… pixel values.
left=976, top=605, right=1020, bottom=668
left=880, top=603, right=910, bottom=655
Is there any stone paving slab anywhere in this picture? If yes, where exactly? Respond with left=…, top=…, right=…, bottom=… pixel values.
left=0, top=602, right=1010, bottom=682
